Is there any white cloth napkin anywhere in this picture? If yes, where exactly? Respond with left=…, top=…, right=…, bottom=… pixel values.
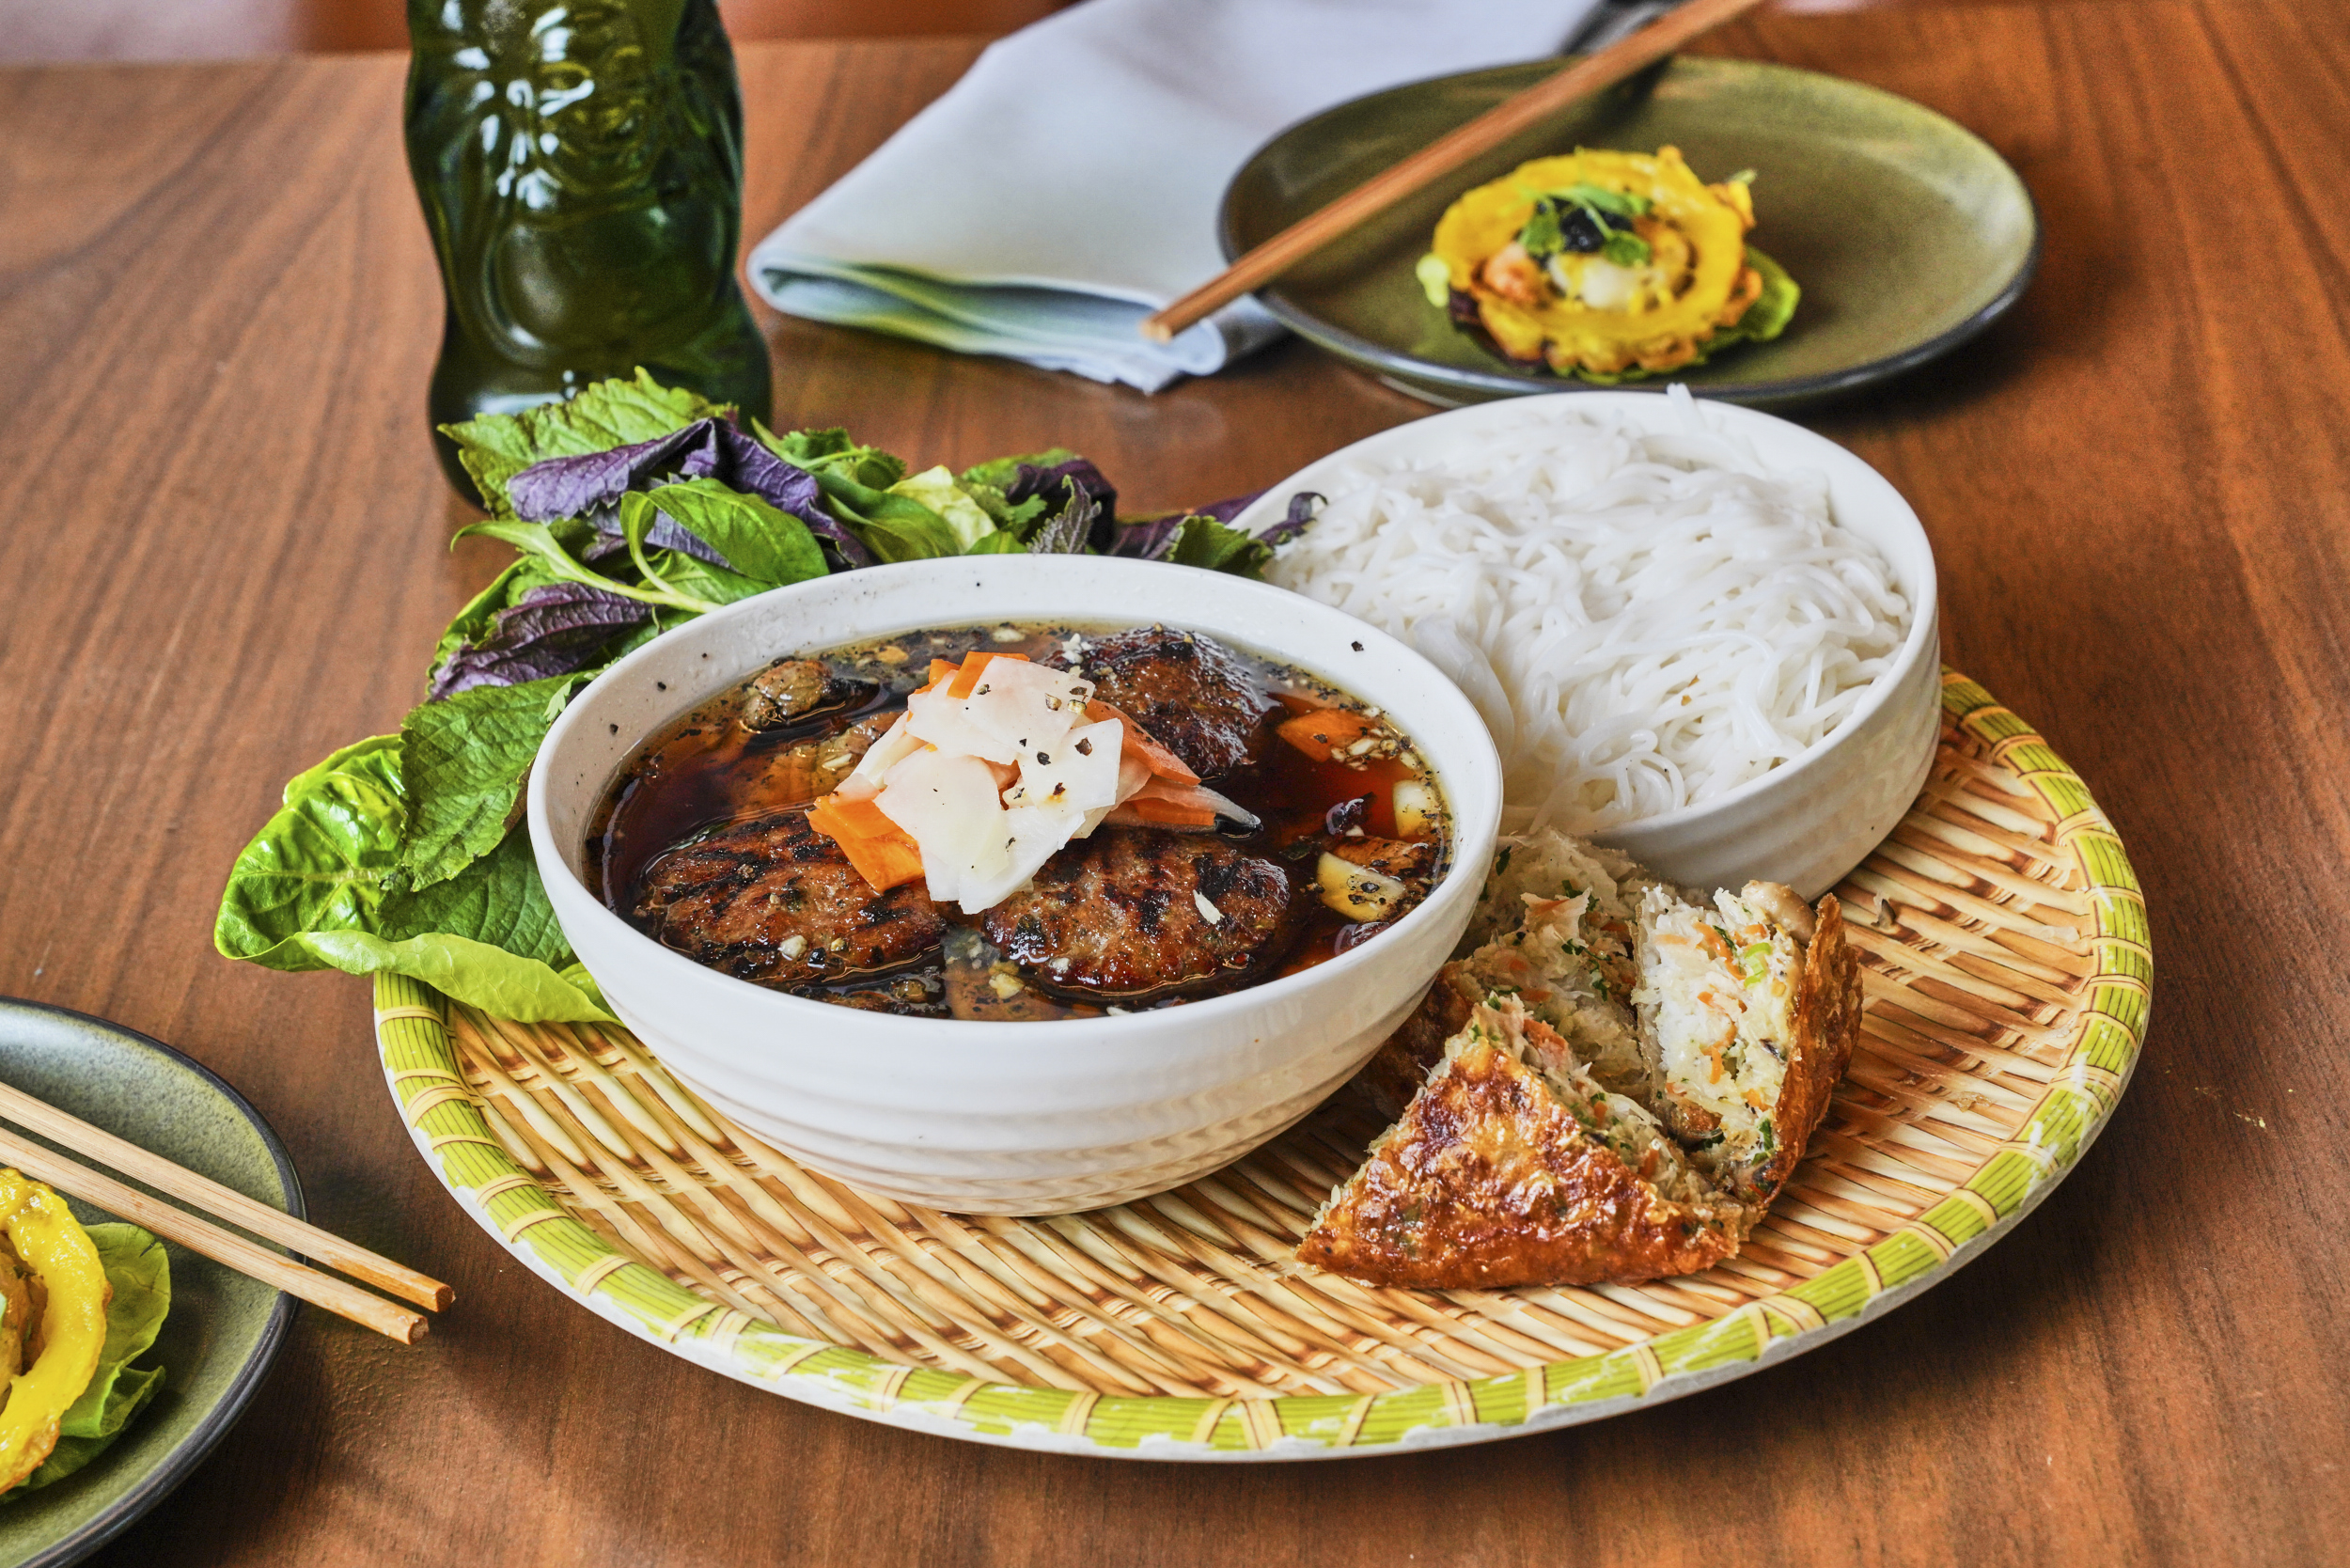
left=747, top=0, right=1606, bottom=391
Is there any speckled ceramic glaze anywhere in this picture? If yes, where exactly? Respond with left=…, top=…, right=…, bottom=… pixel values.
left=531, top=557, right=1504, bottom=1215
left=0, top=1000, right=300, bottom=1568
left=1221, top=56, right=2040, bottom=407
left=1227, top=391, right=1940, bottom=899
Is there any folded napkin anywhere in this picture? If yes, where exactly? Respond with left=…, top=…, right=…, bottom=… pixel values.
left=747, top=0, right=1606, bottom=391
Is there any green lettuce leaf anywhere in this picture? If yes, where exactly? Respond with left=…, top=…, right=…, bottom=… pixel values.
left=441, top=370, right=725, bottom=518
left=1736, top=246, right=1802, bottom=341
left=886, top=466, right=999, bottom=550
left=214, top=738, right=610, bottom=1022
left=14, top=1224, right=170, bottom=1493
left=399, top=676, right=579, bottom=889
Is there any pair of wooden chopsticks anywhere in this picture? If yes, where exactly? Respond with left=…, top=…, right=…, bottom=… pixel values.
left=1140, top=0, right=1772, bottom=344
left=0, top=1080, right=448, bottom=1344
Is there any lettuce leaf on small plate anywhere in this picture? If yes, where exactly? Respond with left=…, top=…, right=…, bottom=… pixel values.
left=11, top=1224, right=170, bottom=1494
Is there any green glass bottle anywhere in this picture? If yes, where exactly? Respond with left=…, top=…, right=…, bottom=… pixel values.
left=405, top=0, right=773, bottom=499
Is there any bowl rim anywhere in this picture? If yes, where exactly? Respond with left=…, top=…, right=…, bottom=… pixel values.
left=528, top=555, right=1505, bottom=1041
left=1225, top=387, right=1941, bottom=839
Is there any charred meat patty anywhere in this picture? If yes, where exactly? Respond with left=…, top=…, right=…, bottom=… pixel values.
left=981, top=827, right=1299, bottom=997
left=1056, top=626, right=1274, bottom=781
left=634, top=809, right=943, bottom=985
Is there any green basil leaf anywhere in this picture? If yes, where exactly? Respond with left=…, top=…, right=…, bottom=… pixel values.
left=645, top=478, right=827, bottom=587
left=1518, top=205, right=1563, bottom=258
left=457, top=518, right=713, bottom=615
left=806, top=470, right=963, bottom=563
left=1601, top=230, right=1653, bottom=268
left=759, top=425, right=907, bottom=491
left=1164, top=515, right=1274, bottom=578
left=645, top=551, right=776, bottom=607
left=1555, top=181, right=1649, bottom=218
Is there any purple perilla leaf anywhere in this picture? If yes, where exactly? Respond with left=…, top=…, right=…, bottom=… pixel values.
left=428, top=583, right=650, bottom=700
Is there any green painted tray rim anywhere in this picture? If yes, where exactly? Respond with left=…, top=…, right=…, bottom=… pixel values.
left=375, top=672, right=2142, bottom=1459
left=0, top=1000, right=303, bottom=1561
left=1218, top=56, right=2043, bottom=408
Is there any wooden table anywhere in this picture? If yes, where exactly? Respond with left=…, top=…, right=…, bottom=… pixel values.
left=2, top=5, right=2344, bottom=1562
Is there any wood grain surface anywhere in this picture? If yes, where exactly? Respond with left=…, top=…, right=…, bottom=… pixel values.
left=0, top=6, right=2343, bottom=1563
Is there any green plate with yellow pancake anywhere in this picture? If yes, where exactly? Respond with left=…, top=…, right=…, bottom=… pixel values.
left=0, top=1000, right=299, bottom=1567
left=1219, top=56, right=2039, bottom=407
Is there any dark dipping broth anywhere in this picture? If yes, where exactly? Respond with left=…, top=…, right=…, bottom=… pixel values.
left=588, top=622, right=1450, bottom=1021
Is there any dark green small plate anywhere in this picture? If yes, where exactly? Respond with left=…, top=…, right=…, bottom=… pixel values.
left=1220, top=56, right=2040, bottom=407
left=0, top=1000, right=300, bottom=1568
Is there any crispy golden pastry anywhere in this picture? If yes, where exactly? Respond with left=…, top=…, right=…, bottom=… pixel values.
left=1736, top=893, right=1861, bottom=1204
left=1355, top=962, right=1477, bottom=1121
left=1311, top=830, right=1865, bottom=1291
left=1300, top=1000, right=1753, bottom=1290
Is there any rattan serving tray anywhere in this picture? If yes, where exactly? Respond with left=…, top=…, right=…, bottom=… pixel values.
left=373, top=671, right=2146, bottom=1459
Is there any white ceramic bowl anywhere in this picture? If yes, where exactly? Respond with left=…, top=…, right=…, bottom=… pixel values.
left=1228, top=392, right=1941, bottom=899
left=530, top=557, right=1502, bottom=1215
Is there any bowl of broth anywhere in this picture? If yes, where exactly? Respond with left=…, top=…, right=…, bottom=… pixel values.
left=529, top=556, right=1503, bottom=1214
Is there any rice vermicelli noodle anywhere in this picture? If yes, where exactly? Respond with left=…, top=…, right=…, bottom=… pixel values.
left=1265, top=389, right=1911, bottom=832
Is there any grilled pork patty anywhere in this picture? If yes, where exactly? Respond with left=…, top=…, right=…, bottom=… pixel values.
left=634, top=809, right=944, bottom=984
left=981, top=827, right=1298, bottom=998
left=1056, top=626, right=1274, bottom=781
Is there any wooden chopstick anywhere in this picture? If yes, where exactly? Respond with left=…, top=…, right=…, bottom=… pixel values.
left=1139, top=0, right=1773, bottom=343
left=0, top=1126, right=429, bottom=1344
left=0, top=1079, right=450, bottom=1312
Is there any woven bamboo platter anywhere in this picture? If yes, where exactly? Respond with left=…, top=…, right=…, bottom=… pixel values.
left=372, top=670, right=2147, bottom=1459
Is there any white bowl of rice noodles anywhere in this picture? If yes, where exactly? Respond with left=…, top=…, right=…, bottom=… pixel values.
left=1234, top=388, right=1937, bottom=898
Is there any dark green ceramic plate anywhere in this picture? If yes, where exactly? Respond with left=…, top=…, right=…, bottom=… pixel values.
left=0, top=1000, right=300, bottom=1568
left=1220, top=56, right=2039, bottom=407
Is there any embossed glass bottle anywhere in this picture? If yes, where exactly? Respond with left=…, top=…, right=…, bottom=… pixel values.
left=405, top=0, right=773, bottom=498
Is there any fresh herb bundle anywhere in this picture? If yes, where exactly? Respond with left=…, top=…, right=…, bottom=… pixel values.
left=213, top=372, right=1315, bottom=1020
